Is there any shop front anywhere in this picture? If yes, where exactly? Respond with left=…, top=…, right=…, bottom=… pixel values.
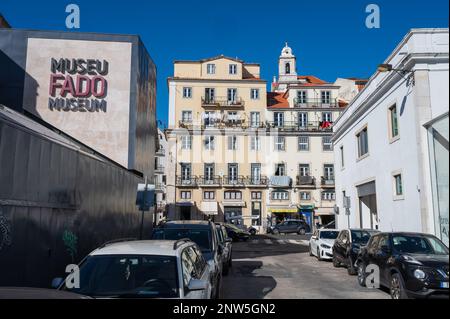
left=268, top=207, right=301, bottom=225
left=223, top=202, right=246, bottom=226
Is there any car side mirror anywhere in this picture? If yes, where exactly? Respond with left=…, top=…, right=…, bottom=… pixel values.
left=51, top=277, right=64, bottom=289
left=187, top=279, right=208, bottom=292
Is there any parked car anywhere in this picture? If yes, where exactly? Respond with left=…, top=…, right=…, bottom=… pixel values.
left=215, top=223, right=233, bottom=275
left=309, top=229, right=340, bottom=261
left=356, top=232, right=449, bottom=299
left=152, top=220, right=222, bottom=298
left=332, top=228, right=379, bottom=275
left=224, top=223, right=250, bottom=242
left=268, top=219, right=311, bottom=235
left=0, top=287, right=91, bottom=299
left=54, top=239, right=212, bottom=299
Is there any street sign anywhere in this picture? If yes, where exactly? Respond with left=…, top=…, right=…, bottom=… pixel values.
left=136, top=183, right=155, bottom=211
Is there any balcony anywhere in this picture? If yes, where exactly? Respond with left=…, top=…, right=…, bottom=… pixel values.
left=296, top=175, right=316, bottom=187
left=155, top=165, right=165, bottom=174
left=294, top=98, right=339, bottom=108
left=223, top=175, right=246, bottom=187
left=321, top=176, right=335, bottom=187
left=156, top=146, right=165, bottom=157
left=197, top=176, right=222, bottom=187
left=267, top=121, right=333, bottom=132
left=155, top=182, right=165, bottom=193
left=201, top=97, right=245, bottom=108
left=176, top=176, right=198, bottom=187
left=246, top=176, right=269, bottom=187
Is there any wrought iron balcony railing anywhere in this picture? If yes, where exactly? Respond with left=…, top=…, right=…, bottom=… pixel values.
left=202, top=97, right=245, bottom=107
left=246, top=176, right=269, bottom=186
left=176, top=176, right=198, bottom=187
left=294, top=98, right=339, bottom=108
left=267, top=121, right=333, bottom=132
left=296, top=175, right=316, bottom=186
left=223, top=175, right=246, bottom=186
left=321, top=176, right=335, bottom=186
left=197, top=176, right=222, bottom=186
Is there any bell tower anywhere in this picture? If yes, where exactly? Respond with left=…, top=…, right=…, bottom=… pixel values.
left=278, top=42, right=297, bottom=83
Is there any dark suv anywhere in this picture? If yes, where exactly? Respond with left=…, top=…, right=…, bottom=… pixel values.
left=332, top=228, right=379, bottom=275
left=356, top=232, right=449, bottom=299
left=152, top=221, right=223, bottom=299
left=268, top=219, right=311, bottom=235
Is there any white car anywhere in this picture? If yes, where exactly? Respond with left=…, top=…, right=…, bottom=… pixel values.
left=309, top=229, right=340, bottom=261
left=53, top=239, right=213, bottom=299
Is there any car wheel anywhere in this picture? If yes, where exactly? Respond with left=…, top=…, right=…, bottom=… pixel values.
left=309, top=245, right=314, bottom=256
left=347, top=257, right=357, bottom=275
left=357, top=262, right=366, bottom=287
left=332, top=256, right=340, bottom=268
left=298, top=228, right=306, bottom=235
left=390, top=273, right=409, bottom=300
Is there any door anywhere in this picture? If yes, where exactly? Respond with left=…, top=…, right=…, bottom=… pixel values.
left=373, top=235, right=391, bottom=286
left=335, top=230, right=348, bottom=261
left=205, top=88, right=215, bottom=103
left=181, top=247, right=202, bottom=299
left=274, top=112, right=284, bottom=127
left=251, top=163, right=261, bottom=184
left=250, top=112, right=260, bottom=127
left=228, top=163, right=238, bottom=183
left=205, top=164, right=214, bottom=182
left=298, top=112, right=308, bottom=128
left=311, top=230, right=319, bottom=253
left=227, top=88, right=237, bottom=104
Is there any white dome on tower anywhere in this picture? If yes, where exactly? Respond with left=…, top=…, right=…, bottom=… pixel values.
left=280, top=42, right=294, bottom=57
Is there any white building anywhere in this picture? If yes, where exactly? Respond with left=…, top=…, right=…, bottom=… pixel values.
left=155, top=128, right=168, bottom=223
left=333, top=29, right=449, bottom=246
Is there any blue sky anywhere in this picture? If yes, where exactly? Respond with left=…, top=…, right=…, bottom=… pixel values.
left=1, top=0, right=448, bottom=124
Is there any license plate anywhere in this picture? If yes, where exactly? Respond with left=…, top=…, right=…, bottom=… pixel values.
left=440, top=282, right=449, bottom=289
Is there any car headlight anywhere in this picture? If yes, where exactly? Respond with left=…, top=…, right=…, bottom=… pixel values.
left=414, top=269, right=426, bottom=280
left=320, top=244, right=331, bottom=249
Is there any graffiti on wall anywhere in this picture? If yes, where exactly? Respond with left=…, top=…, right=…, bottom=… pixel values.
left=0, top=209, right=12, bottom=251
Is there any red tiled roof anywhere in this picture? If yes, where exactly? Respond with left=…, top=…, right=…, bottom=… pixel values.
left=297, top=75, right=329, bottom=84
left=267, top=92, right=289, bottom=108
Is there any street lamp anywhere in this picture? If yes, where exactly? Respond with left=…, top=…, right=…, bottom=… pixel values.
left=377, top=63, right=415, bottom=85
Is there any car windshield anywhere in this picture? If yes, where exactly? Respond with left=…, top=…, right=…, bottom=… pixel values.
left=153, top=229, right=211, bottom=253
left=65, top=255, right=178, bottom=298
left=320, top=231, right=339, bottom=239
left=350, top=230, right=373, bottom=245
left=392, top=235, right=449, bottom=255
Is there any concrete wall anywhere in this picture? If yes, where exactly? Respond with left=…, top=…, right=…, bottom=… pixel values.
left=0, top=106, right=153, bottom=287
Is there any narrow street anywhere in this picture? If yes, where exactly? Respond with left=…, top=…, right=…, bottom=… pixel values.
left=223, top=235, right=389, bottom=299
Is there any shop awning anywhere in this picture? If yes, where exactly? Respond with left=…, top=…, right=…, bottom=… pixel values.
left=201, top=201, right=218, bottom=215
left=222, top=201, right=246, bottom=207
left=176, top=201, right=195, bottom=207
left=268, top=208, right=298, bottom=213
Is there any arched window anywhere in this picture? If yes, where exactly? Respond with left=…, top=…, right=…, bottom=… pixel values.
left=285, top=62, right=291, bottom=74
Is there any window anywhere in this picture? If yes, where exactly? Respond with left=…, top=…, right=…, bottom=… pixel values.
left=204, top=164, right=214, bottom=181
left=251, top=201, right=262, bottom=226
left=298, top=136, right=309, bottom=151
left=181, top=135, right=192, bottom=150
left=180, top=163, right=191, bottom=180
left=250, top=112, right=260, bottom=127
left=275, top=163, right=286, bottom=176
left=394, top=173, right=403, bottom=197
left=229, top=64, right=237, bottom=75
left=274, top=112, right=284, bottom=127
left=228, top=135, right=238, bottom=150
left=297, top=91, right=307, bottom=104
left=250, top=136, right=261, bottom=151
left=251, top=89, right=260, bottom=100
left=389, top=104, right=399, bottom=139
left=275, top=136, right=286, bottom=151
left=322, top=112, right=332, bottom=123
left=227, top=88, right=237, bottom=103
left=322, top=191, right=336, bottom=201
left=183, top=87, right=192, bottom=99
left=299, top=164, right=310, bottom=177
left=251, top=164, right=261, bottom=183
left=300, top=192, right=311, bottom=201
left=340, top=145, right=345, bottom=169
left=203, top=191, right=215, bottom=200
left=272, top=191, right=289, bottom=200
left=181, top=111, right=192, bottom=123
left=357, top=127, right=369, bottom=158
left=228, top=163, right=238, bottom=181
left=251, top=191, right=262, bottom=200
left=181, top=191, right=191, bottom=200
left=204, top=88, right=215, bottom=103
left=323, top=136, right=333, bottom=151
left=298, top=112, right=308, bottom=128
left=324, top=164, right=334, bottom=181
left=204, top=136, right=215, bottom=150
left=207, top=64, right=216, bottom=74
left=224, top=191, right=242, bottom=200
left=321, top=91, right=331, bottom=104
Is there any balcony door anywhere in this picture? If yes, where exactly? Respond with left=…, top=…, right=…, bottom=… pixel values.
left=227, top=88, right=237, bottom=104
left=250, top=112, right=261, bottom=128
left=228, top=163, right=239, bottom=182
left=274, top=112, right=284, bottom=127
left=324, top=164, right=334, bottom=180
left=181, top=163, right=191, bottom=182
left=251, top=163, right=261, bottom=184
left=298, top=112, right=308, bottom=128
left=205, top=88, right=215, bottom=103
left=205, top=163, right=215, bottom=182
